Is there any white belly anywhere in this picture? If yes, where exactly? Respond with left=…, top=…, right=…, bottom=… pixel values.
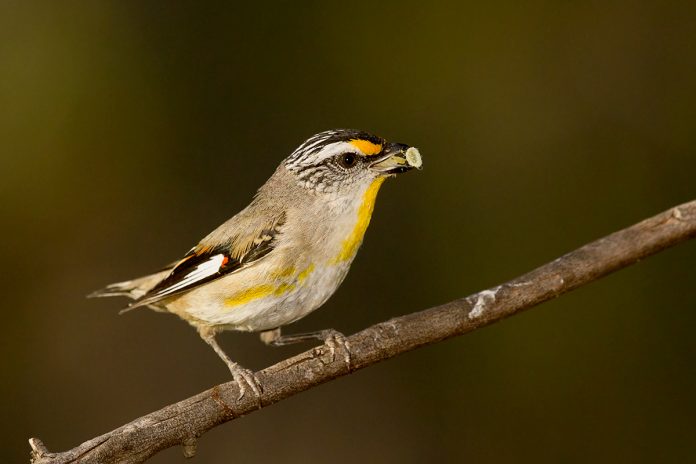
left=164, top=259, right=352, bottom=332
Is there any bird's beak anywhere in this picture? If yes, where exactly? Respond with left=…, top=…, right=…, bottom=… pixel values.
left=368, top=143, right=423, bottom=175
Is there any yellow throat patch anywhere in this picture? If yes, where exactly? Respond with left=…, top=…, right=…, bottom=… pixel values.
left=332, top=178, right=385, bottom=263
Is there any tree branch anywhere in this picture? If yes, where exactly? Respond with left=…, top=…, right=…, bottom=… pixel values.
left=30, top=201, right=696, bottom=464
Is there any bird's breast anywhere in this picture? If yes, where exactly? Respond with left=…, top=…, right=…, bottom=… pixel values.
left=324, top=177, right=385, bottom=264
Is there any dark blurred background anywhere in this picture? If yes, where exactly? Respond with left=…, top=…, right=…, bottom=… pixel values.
left=3, top=1, right=695, bottom=463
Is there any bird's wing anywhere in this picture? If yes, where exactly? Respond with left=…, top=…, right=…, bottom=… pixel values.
left=128, top=212, right=286, bottom=309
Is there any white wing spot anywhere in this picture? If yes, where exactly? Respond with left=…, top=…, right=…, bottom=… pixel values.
left=155, top=254, right=225, bottom=295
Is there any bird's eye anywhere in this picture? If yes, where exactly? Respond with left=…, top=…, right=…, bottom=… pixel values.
left=338, top=153, right=357, bottom=169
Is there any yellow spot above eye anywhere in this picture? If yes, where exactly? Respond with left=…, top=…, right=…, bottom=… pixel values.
left=349, top=139, right=382, bottom=155
left=332, top=178, right=385, bottom=263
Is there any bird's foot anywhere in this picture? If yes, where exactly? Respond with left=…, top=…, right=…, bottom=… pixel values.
left=318, top=329, right=351, bottom=367
left=226, top=361, right=262, bottom=401
left=259, top=327, right=351, bottom=368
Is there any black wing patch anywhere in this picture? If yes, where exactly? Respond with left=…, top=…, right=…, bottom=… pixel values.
left=129, top=218, right=284, bottom=309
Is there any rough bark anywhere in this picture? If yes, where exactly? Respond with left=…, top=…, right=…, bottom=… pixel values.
left=30, top=200, right=696, bottom=464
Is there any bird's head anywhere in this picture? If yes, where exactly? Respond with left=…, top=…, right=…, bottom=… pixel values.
left=283, top=129, right=422, bottom=195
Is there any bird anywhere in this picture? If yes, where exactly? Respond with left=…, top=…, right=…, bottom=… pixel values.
left=90, top=129, right=423, bottom=398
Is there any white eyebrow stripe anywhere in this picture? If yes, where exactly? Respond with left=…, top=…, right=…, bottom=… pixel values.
left=285, top=128, right=384, bottom=171
left=312, top=141, right=360, bottom=162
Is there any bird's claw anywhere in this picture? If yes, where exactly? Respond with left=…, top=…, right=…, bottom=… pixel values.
left=320, top=329, right=351, bottom=367
left=228, top=362, right=262, bottom=402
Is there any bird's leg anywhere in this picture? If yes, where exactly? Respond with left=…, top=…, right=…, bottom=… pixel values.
left=259, top=327, right=351, bottom=366
left=198, top=327, right=262, bottom=400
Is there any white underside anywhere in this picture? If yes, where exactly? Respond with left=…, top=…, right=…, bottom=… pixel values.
left=166, top=259, right=352, bottom=332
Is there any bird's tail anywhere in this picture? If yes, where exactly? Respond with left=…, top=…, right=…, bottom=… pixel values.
left=88, top=268, right=172, bottom=302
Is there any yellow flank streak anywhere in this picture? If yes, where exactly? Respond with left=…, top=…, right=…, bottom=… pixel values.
left=224, top=285, right=275, bottom=307
left=332, top=178, right=385, bottom=263
left=224, top=283, right=298, bottom=308
left=271, top=266, right=297, bottom=279
left=225, top=264, right=315, bottom=308
left=273, top=283, right=296, bottom=296
left=350, top=139, right=382, bottom=155
left=298, top=263, right=315, bottom=282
